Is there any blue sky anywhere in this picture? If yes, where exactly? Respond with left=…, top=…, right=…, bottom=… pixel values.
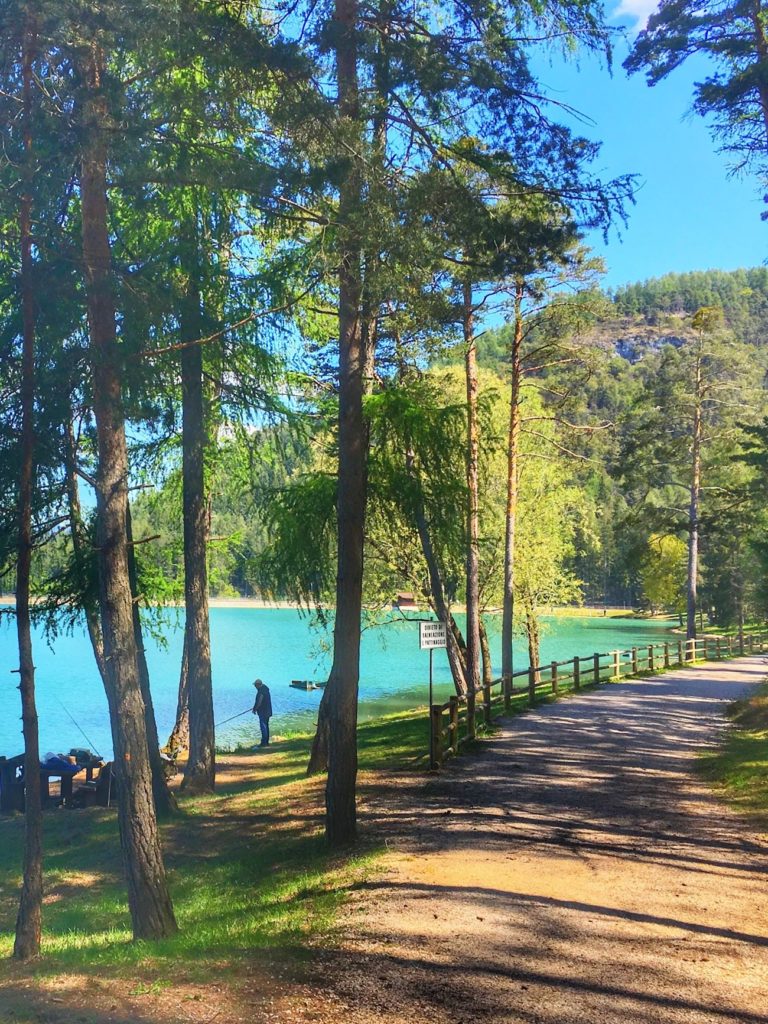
left=535, top=2, right=767, bottom=289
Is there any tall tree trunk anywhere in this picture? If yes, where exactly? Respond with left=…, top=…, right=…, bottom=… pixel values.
left=407, top=449, right=468, bottom=694
left=167, top=631, right=190, bottom=755
left=522, top=587, right=541, bottom=682
left=324, top=0, right=365, bottom=846
left=479, top=616, right=493, bottom=687
left=179, top=258, right=215, bottom=795
left=309, top=22, right=383, bottom=783
left=63, top=418, right=106, bottom=679
left=686, top=354, right=702, bottom=641
left=502, top=284, right=524, bottom=687
left=14, top=14, right=42, bottom=961
left=79, top=45, right=176, bottom=939
left=307, top=690, right=330, bottom=775
left=64, top=428, right=173, bottom=814
left=463, top=281, right=481, bottom=723
left=125, top=505, right=176, bottom=817
left=450, top=616, right=468, bottom=668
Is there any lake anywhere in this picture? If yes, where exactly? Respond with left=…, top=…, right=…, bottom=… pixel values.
left=0, top=607, right=673, bottom=758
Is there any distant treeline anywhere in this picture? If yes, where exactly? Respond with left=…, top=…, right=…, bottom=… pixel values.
left=610, top=267, right=768, bottom=345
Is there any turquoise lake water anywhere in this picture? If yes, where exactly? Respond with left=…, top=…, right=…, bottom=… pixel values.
left=0, top=607, right=673, bottom=758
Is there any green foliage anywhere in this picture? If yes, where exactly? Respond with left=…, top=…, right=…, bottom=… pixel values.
left=638, top=533, right=687, bottom=614
left=626, top=0, right=768, bottom=188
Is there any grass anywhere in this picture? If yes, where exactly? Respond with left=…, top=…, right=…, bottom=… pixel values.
left=698, top=684, right=768, bottom=831
left=538, top=605, right=667, bottom=620
left=0, top=710, right=428, bottom=986
left=699, top=620, right=767, bottom=637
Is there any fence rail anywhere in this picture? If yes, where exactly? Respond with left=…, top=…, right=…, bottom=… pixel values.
left=429, top=629, right=768, bottom=769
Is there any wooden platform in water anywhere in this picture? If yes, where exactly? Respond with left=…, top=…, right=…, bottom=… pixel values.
left=289, top=680, right=326, bottom=691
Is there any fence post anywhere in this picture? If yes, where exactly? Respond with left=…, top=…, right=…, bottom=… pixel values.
left=686, top=638, right=695, bottom=663
left=739, top=628, right=745, bottom=656
left=551, top=661, right=558, bottom=695
left=677, top=639, right=683, bottom=666
left=528, top=665, right=536, bottom=706
left=573, top=657, right=580, bottom=690
left=631, top=647, right=638, bottom=674
left=726, top=635, right=733, bottom=657
left=449, top=697, right=459, bottom=757
left=613, top=650, right=621, bottom=679
left=748, top=634, right=754, bottom=654
left=430, top=705, right=442, bottom=769
left=648, top=645, right=654, bottom=672
left=663, top=642, right=670, bottom=669
left=503, top=675, right=511, bottom=713
left=716, top=636, right=722, bottom=659
left=593, top=652, right=600, bottom=684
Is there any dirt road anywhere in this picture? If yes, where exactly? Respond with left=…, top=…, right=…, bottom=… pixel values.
left=316, top=656, right=768, bottom=1024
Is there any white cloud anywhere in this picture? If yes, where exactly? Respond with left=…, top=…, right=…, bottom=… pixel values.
left=613, top=0, right=659, bottom=31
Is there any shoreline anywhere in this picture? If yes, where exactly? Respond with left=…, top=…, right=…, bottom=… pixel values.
left=0, top=594, right=668, bottom=619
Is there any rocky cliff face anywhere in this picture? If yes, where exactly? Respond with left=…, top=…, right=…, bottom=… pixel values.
left=588, top=314, right=694, bottom=364
left=613, top=330, right=688, bottom=363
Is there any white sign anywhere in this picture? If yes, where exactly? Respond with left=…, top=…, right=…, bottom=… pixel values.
left=419, top=621, right=447, bottom=650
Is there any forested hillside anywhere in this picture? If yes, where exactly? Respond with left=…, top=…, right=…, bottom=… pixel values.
left=612, top=267, right=768, bottom=340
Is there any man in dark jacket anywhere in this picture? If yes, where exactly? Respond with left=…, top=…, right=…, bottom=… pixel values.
left=252, top=679, right=273, bottom=748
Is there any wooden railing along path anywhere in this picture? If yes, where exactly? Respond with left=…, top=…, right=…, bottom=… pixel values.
left=429, top=630, right=768, bottom=769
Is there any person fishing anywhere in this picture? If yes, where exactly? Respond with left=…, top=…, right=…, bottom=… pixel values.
left=251, top=678, right=273, bottom=748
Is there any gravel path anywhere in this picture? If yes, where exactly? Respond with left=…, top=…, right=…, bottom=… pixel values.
left=315, top=656, right=768, bottom=1024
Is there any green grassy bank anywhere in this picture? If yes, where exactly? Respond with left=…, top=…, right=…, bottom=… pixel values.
left=699, top=684, right=768, bottom=831
left=0, top=711, right=428, bottom=984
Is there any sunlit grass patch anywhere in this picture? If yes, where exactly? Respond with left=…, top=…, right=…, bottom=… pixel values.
left=0, top=712, right=412, bottom=981
left=699, top=682, right=768, bottom=829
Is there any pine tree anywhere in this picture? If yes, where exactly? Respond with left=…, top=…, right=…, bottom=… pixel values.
left=626, top=0, right=768, bottom=194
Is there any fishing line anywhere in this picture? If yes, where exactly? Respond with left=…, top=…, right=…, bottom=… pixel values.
left=52, top=700, right=252, bottom=756
left=54, top=696, right=103, bottom=760
left=214, top=708, right=252, bottom=728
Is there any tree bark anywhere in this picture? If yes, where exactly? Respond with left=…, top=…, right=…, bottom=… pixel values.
left=308, top=16, right=384, bottom=784
left=167, top=631, right=190, bottom=755
left=479, top=616, right=493, bottom=687
left=463, top=281, right=481, bottom=719
left=307, top=692, right=329, bottom=775
left=63, top=418, right=106, bottom=680
left=179, top=253, right=215, bottom=795
left=502, top=283, right=524, bottom=687
left=324, top=0, right=365, bottom=846
left=522, top=586, right=541, bottom=682
left=14, top=13, right=43, bottom=961
left=407, top=449, right=468, bottom=694
left=125, top=505, right=177, bottom=817
left=64, top=429, right=173, bottom=815
left=686, top=350, right=702, bottom=641
left=79, top=44, right=177, bottom=939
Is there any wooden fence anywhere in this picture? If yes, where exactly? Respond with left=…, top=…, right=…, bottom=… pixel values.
left=429, top=630, right=768, bottom=769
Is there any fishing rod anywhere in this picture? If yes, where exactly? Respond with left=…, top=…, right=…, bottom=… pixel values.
left=214, top=708, right=252, bottom=728
left=54, top=696, right=103, bottom=760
